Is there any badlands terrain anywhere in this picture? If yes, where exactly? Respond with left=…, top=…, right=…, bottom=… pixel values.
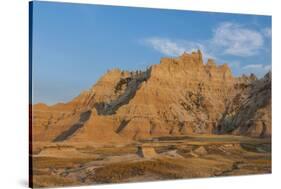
left=30, top=50, right=271, bottom=187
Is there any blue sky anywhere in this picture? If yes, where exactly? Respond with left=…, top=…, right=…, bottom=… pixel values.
left=32, top=1, right=271, bottom=105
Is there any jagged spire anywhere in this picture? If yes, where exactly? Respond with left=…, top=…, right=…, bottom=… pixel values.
left=250, top=73, right=257, bottom=81
left=179, top=49, right=203, bottom=65
left=206, top=59, right=216, bottom=67
left=197, top=49, right=203, bottom=64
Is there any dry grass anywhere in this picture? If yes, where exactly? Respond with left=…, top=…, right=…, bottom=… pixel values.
left=33, top=156, right=98, bottom=169
left=77, top=145, right=136, bottom=156
left=31, top=135, right=272, bottom=187
left=87, top=159, right=185, bottom=183
left=32, top=175, right=77, bottom=188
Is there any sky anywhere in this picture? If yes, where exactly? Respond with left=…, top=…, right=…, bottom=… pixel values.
left=31, top=1, right=272, bottom=105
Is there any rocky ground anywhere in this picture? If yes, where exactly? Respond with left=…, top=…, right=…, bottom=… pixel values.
left=31, top=135, right=271, bottom=187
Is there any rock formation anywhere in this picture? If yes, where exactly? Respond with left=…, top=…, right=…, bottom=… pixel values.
left=32, top=50, right=271, bottom=144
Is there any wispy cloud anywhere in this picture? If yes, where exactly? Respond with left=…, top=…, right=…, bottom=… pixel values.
left=143, top=22, right=266, bottom=59
left=144, top=38, right=185, bottom=56
left=264, top=64, right=272, bottom=70
left=212, top=22, right=264, bottom=57
left=143, top=37, right=215, bottom=62
left=243, top=64, right=263, bottom=69
left=242, top=64, right=271, bottom=77
left=262, top=27, right=272, bottom=38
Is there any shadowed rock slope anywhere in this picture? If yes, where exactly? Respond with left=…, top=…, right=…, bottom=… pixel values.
left=32, top=50, right=271, bottom=144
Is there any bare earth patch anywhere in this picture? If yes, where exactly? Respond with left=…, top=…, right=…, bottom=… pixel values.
left=31, top=135, right=271, bottom=187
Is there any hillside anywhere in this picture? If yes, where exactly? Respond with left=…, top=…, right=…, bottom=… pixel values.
left=32, top=50, right=271, bottom=144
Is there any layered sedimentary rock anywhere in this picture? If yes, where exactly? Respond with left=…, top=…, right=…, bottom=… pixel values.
left=217, top=72, right=271, bottom=137
left=32, top=50, right=271, bottom=144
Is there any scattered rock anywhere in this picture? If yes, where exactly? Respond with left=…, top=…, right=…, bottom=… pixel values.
left=193, top=146, right=208, bottom=156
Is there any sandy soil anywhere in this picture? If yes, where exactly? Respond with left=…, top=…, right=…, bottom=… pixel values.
left=31, top=134, right=271, bottom=188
